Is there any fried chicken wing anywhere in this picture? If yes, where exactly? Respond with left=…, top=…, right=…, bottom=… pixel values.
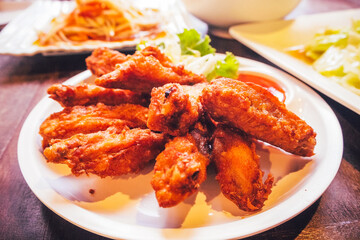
left=85, top=47, right=128, bottom=77
left=201, top=78, right=316, bottom=157
left=151, top=133, right=210, bottom=208
left=44, top=127, right=166, bottom=177
left=39, top=103, right=148, bottom=148
left=47, top=83, right=150, bottom=107
left=212, top=125, right=273, bottom=211
left=95, top=46, right=206, bottom=93
left=137, top=45, right=173, bottom=67
left=147, top=83, right=206, bottom=136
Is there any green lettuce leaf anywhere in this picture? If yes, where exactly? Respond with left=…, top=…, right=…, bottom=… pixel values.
left=207, top=52, right=239, bottom=80
left=177, top=29, right=215, bottom=56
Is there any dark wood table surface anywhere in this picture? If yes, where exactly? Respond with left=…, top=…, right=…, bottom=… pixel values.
left=0, top=0, right=359, bottom=239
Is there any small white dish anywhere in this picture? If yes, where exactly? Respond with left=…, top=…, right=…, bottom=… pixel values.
left=18, top=56, right=342, bottom=239
left=229, top=8, right=360, bottom=114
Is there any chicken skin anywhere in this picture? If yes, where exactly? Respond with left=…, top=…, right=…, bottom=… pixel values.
left=85, top=47, right=128, bottom=77
left=95, top=46, right=206, bottom=93
left=151, top=133, right=210, bottom=208
left=201, top=78, right=316, bottom=157
left=147, top=83, right=206, bottom=136
left=212, top=125, right=273, bottom=211
left=44, top=127, right=166, bottom=177
left=47, top=83, right=150, bottom=107
left=39, top=103, right=148, bottom=148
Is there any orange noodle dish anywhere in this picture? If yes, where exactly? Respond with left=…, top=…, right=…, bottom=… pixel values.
left=35, top=0, right=165, bottom=46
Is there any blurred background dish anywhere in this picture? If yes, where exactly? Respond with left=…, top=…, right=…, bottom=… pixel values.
left=0, top=0, right=207, bottom=56
left=182, top=0, right=302, bottom=28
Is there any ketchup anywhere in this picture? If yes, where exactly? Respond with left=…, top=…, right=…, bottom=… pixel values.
left=237, top=71, right=286, bottom=103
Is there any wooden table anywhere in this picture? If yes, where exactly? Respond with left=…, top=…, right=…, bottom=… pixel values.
left=0, top=0, right=359, bottom=239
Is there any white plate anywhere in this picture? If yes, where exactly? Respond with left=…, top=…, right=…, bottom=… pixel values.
left=0, top=0, right=203, bottom=56
left=0, top=1, right=33, bottom=26
left=18, top=58, right=343, bottom=239
left=229, top=9, right=360, bottom=115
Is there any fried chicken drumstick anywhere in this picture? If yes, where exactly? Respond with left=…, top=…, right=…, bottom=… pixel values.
left=44, top=127, right=166, bottom=177
left=147, top=83, right=206, bottom=136
left=48, top=83, right=149, bottom=107
left=39, top=103, right=148, bottom=148
left=151, top=133, right=210, bottom=207
left=201, top=78, right=316, bottom=157
left=151, top=116, right=214, bottom=207
left=212, top=125, right=273, bottom=211
left=95, top=46, right=206, bottom=93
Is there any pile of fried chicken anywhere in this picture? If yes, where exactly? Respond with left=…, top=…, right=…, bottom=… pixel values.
left=39, top=45, right=316, bottom=212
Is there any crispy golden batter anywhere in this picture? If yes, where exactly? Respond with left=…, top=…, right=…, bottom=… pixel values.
left=147, top=83, right=206, bottom=136
left=47, top=83, right=150, bottom=107
left=151, top=133, right=210, bottom=207
left=44, top=127, right=166, bottom=177
left=39, top=103, right=148, bottom=148
left=85, top=47, right=128, bottom=77
left=201, top=78, right=316, bottom=156
left=212, top=125, right=273, bottom=211
left=95, top=46, right=206, bottom=92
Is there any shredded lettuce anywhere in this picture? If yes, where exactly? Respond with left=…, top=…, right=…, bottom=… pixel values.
left=305, top=29, right=348, bottom=60
left=136, top=29, right=240, bottom=81
left=302, top=19, right=360, bottom=95
left=313, top=46, right=347, bottom=77
left=136, top=40, right=165, bottom=51
left=344, top=72, right=360, bottom=89
left=136, top=40, right=147, bottom=51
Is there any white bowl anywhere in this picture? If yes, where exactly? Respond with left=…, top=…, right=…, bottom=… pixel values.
left=182, top=0, right=302, bottom=28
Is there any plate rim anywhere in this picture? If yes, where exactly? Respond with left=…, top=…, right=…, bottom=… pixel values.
left=17, top=57, right=343, bottom=239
